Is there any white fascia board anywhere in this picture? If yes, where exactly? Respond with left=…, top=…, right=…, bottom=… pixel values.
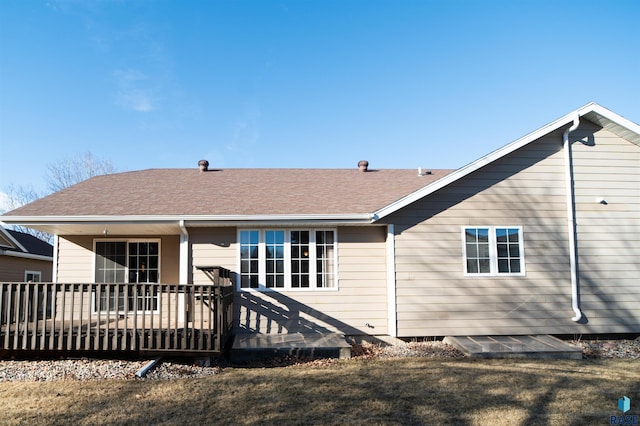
left=184, top=214, right=375, bottom=226
left=1, top=250, right=53, bottom=262
left=2, top=213, right=375, bottom=226
left=374, top=102, right=639, bottom=221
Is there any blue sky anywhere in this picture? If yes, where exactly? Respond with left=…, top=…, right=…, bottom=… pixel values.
left=1, top=0, right=639, bottom=207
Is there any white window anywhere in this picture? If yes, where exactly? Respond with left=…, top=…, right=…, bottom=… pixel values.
left=239, top=229, right=337, bottom=290
left=93, top=240, right=160, bottom=312
left=463, top=227, right=525, bottom=276
left=25, top=271, right=42, bottom=282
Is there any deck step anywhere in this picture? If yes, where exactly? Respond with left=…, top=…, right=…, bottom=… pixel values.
left=230, top=332, right=352, bottom=362
left=443, top=335, right=583, bottom=359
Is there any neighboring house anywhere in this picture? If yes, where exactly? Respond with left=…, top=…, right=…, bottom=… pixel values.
left=0, top=227, right=53, bottom=282
left=1, top=102, right=638, bottom=339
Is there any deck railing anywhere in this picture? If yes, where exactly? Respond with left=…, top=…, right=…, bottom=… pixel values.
left=1, top=272, right=233, bottom=354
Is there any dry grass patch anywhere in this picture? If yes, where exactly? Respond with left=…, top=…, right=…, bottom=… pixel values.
left=0, top=358, right=637, bottom=425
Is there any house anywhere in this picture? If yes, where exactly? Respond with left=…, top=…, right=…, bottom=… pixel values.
left=1, top=102, right=638, bottom=351
left=0, top=227, right=53, bottom=282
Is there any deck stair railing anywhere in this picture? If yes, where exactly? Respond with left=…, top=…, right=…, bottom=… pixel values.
left=0, top=268, right=233, bottom=354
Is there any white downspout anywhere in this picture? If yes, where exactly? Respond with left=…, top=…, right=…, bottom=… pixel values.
left=386, top=224, right=397, bottom=337
left=563, top=113, right=582, bottom=322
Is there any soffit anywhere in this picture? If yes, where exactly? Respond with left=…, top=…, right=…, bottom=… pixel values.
left=6, top=222, right=182, bottom=236
left=581, top=110, right=640, bottom=147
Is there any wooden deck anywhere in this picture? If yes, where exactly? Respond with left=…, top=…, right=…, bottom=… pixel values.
left=1, top=270, right=234, bottom=354
left=3, top=317, right=227, bottom=352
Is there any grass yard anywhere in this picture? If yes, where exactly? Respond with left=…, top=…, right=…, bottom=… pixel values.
left=0, top=358, right=638, bottom=425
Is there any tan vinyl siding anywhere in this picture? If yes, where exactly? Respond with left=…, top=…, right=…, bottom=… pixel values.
left=215, top=226, right=389, bottom=335
left=57, top=236, right=94, bottom=283
left=161, top=237, right=180, bottom=283
left=56, top=235, right=180, bottom=284
left=388, top=122, right=640, bottom=336
left=0, top=256, right=53, bottom=282
left=571, top=126, right=640, bottom=333
left=190, top=228, right=237, bottom=284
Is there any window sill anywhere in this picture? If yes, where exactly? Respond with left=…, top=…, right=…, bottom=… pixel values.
left=463, top=273, right=526, bottom=278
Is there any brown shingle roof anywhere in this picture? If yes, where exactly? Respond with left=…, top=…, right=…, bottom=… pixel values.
left=4, top=168, right=453, bottom=217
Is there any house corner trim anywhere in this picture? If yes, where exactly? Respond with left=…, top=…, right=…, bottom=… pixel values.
left=179, top=220, right=189, bottom=284
left=52, top=234, right=59, bottom=282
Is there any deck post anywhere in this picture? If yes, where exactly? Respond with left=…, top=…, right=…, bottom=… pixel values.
left=182, top=285, right=189, bottom=350
left=177, top=288, right=185, bottom=345
left=40, top=283, right=48, bottom=350
left=67, top=284, right=75, bottom=350
left=76, top=284, right=83, bottom=350
left=56, top=285, right=63, bottom=350
left=95, top=284, right=101, bottom=351
left=132, top=284, right=138, bottom=351
left=104, top=284, right=110, bottom=351
left=22, top=284, right=28, bottom=349
left=49, top=284, right=57, bottom=349
left=112, top=285, right=119, bottom=350
left=173, top=285, right=179, bottom=350
left=216, top=286, right=223, bottom=352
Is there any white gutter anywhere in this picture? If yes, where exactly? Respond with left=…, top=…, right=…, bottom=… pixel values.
left=563, top=113, right=582, bottom=322
left=0, top=214, right=375, bottom=235
left=386, top=224, right=397, bottom=337
left=0, top=250, right=53, bottom=262
left=0, top=213, right=375, bottom=224
left=179, top=220, right=189, bottom=284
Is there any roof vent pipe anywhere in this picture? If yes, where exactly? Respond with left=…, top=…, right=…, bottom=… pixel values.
left=358, top=160, right=369, bottom=172
left=563, top=113, right=582, bottom=322
left=198, top=160, right=209, bottom=172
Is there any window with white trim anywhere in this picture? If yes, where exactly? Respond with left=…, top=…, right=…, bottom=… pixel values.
left=25, top=271, right=42, bottom=282
left=94, top=240, right=160, bottom=312
left=463, top=227, right=524, bottom=276
left=239, top=229, right=337, bottom=290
